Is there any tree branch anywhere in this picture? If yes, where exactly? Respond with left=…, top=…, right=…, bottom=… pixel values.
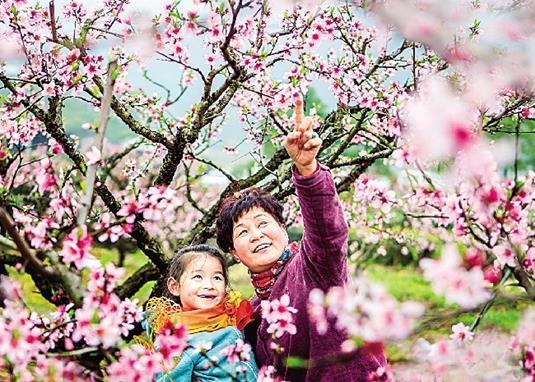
left=115, top=262, right=159, bottom=299
left=510, top=264, right=535, bottom=300
left=336, top=147, right=394, bottom=192
left=0, top=206, right=84, bottom=306
left=86, top=82, right=173, bottom=149
left=78, top=59, right=118, bottom=226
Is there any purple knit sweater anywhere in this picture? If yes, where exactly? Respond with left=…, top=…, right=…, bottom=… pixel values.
left=248, top=164, right=386, bottom=381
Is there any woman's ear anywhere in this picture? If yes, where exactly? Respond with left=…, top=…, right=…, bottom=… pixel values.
left=230, top=249, right=241, bottom=263
left=281, top=224, right=289, bottom=242
left=167, top=277, right=181, bottom=297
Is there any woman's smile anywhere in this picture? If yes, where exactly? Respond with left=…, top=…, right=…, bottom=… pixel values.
left=253, top=243, right=272, bottom=253
left=231, top=207, right=289, bottom=273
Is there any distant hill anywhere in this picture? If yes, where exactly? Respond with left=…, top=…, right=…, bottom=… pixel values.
left=63, top=99, right=135, bottom=143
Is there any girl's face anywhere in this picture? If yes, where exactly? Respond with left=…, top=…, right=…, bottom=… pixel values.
left=167, top=255, right=226, bottom=311
left=230, top=207, right=289, bottom=273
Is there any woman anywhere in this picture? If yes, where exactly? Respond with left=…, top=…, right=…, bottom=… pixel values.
left=216, top=100, right=386, bottom=381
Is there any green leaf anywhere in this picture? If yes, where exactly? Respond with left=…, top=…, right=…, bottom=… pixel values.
left=89, top=85, right=102, bottom=98
left=90, top=309, right=100, bottom=324
left=285, top=356, right=308, bottom=369
left=76, top=22, right=91, bottom=47
left=111, top=65, right=121, bottom=81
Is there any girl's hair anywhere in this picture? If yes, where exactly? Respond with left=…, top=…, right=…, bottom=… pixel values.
left=163, top=244, right=229, bottom=304
left=216, top=187, right=285, bottom=253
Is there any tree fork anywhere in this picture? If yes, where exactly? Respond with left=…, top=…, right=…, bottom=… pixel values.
left=115, top=262, right=159, bottom=299
left=94, top=183, right=167, bottom=269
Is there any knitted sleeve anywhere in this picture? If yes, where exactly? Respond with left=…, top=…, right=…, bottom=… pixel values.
left=292, top=163, right=349, bottom=287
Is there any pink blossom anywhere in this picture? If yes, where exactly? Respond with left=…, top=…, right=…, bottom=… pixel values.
left=95, top=213, right=128, bottom=243
left=107, top=345, right=163, bottom=381
left=42, top=82, right=57, bottom=97
left=464, top=248, right=486, bottom=269
left=307, top=289, right=328, bottom=335
left=85, top=146, right=102, bottom=165
left=483, top=265, right=502, bottom=285
left=524, top=248, right=535, bottom=276
left=318, top=276, right=424, bottom=343
left=493, top=243, right=518, bottom=268
left=450, top=323, right=474, bottom=344
left=35, top=158, right=57, bottom=195
left=420, top=244, right=491, bottom=308
left=223, top=145, right=237, bottom=155
left=117, top=201, right=139, bottom=224
left=258, top=365, right=285, bottom=382
left=154, top=320, right=188, bottom=368
left=403, top=77, right=481, bottom=163
left=517, top=309, right=535, bottom=347
left=220, top=339, right=252, bottom=364
left=261, top=294, right=298, bottom=338
left=72, top=266, right=142, bottom=349
left=60, top=225, right=93, bottom=269
left=206, top=11, right=223, bottom=43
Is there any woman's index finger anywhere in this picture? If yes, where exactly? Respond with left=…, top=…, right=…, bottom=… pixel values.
left=294, top=99, right=304, bottom=130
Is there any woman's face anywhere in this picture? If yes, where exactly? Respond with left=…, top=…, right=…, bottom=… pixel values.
left=230, top=207, right=289, bottom=273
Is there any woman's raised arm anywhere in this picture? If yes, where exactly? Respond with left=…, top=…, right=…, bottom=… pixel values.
left=284, top=100, right=349, bottom=286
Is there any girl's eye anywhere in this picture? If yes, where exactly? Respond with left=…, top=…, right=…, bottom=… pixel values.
left=258, top=221, right=268, bottom=227
left=214, top=275, right=224, bottom=282
left=192, top=274, right=202, bottom=280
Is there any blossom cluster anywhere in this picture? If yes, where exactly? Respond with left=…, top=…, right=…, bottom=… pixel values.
left=0, top=266, right=152, bottom=381
left=307, top=276, right=424, bottom=344
left=261, top=294, right=298, bottom=339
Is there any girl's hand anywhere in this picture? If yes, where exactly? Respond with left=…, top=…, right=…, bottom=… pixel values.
left=283, top=100, right=322, bottom=176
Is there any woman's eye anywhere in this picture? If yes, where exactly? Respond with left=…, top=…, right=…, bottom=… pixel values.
left=192, top=274, right=202, bottom=280
left=238, top=229, right=247, bottom=237
left=259, top=221, right=267, bottom=227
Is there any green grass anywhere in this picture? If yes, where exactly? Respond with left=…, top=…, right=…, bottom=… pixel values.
left=365, top=264, right=529, bottom=362
left=132, top=281, right=157, bottom=305
left=366, top=264, right=525, bottom=332
left=229, top=264, right=254, bottom=298
left=7, top=265, right=56, bottom=314
left=91, top=246, right=150, bottom=280
left=366, top=264, right=447, bottom=307
left=457, top=307, right=524, bottom=332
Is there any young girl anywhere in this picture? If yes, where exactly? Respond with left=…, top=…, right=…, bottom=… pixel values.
left=145, top=245, right=258, bottom=382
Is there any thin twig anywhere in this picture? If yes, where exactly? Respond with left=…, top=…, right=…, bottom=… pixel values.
left=49, top=0, right=58, bottom=42
left=470, top=268, right=512, bottom=331
left=514, top=116, right=520, bottom=183
left=195, top=156, right=235, bottom=182
left=77, top=59, right=118, bottom=226
left=415, top=160, right=436, bottom=190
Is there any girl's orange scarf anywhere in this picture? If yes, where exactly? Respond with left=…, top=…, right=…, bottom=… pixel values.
left=146, top=291, right=253, bottom=335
